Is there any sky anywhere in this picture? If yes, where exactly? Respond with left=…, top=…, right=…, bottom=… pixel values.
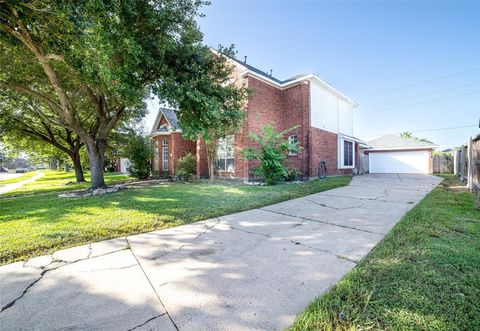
left=145, top=0, right=480, bottom=150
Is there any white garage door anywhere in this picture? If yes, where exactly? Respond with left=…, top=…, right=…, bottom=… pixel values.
left=369, top=151, right=430, bottom=174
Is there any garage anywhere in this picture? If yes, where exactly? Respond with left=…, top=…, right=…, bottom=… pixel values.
left=365, top=134, right=437, bottom=174
left=369, top=150, right=430, bottom=173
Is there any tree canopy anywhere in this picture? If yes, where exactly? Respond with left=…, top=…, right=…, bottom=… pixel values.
left=1, top=0, right=246, bottom=188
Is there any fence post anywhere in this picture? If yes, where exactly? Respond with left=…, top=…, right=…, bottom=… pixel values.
left=467, top=138, right=473, bottom=190
left=453, top=149, right=459, bottom=175
left=459, top=146, right=465, bottom=181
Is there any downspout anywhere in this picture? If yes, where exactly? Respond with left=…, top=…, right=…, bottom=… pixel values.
left=306, top=81, right=311, bottom=179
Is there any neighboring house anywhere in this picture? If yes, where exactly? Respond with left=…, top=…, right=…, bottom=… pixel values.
left=150, top=56, right=366, bottom=180
left=114, top=157, right=130, bottom=173
left=363, top=134, right=438, bottom=174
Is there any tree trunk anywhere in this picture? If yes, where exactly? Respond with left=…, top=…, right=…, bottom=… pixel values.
left=86, top=139, right=106, bottom=189
left=205, top=140, right=216, bottom=181
left=68, top=152, right=86, bottom=183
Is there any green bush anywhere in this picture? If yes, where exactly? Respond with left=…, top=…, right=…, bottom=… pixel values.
left=175, top=152, right=196, bottom=181
left=286, top=167, right=302, bottom=181
left=242, top=124, right=302, bottom=185
left=124, top=134, right=150, bottom=179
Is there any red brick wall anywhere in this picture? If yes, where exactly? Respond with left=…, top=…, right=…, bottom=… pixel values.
left=196, top=138, right=209, bottom=178
left=281, top=81, right=311, bottom=178
left=309, top=127, right=353, bottom=176
left=171, top=133, right=196, bottom=174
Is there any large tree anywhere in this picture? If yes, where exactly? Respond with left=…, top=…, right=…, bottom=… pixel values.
left=156, top=46, right=250, bottom=179
left=0, top=92, right=86, bottom=182
left=0, top=0, right=212, bottom=188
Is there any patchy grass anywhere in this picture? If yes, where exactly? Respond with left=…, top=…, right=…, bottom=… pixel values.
left=0, top=171, right=36, bottom=185
left=289, top=175, right=480, bottom=331
left=3, top=170, right=133, bottom=196
left=0, top=176, right=350, bottom=264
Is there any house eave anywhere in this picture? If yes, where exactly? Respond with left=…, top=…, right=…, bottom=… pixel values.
left=368, top=146, right=438, bottom=152
left=149, top=130, right=181, bottom=138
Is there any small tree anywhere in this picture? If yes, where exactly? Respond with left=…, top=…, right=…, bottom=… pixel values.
left=400, top=131, right=412, bottom=139
left=242, top=124, right=301, bottom=185
left=124, top=134, right=150, bottom=179
left=175, top=152, right=196, bottom=181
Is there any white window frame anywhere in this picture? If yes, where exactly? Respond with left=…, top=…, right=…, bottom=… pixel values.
left=288, top=135, right=298, bottom=156
left=216, top=135, right=235, bottom=172
left=339, top=138, right=355, bottom=169
left=162, top=139, right=168, bottom=146
left=162, top=147, right=169, bottom=171
left=153, top=141, right=159, bottom=171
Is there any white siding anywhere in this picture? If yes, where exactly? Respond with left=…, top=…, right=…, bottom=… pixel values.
left=338, top=101, right=354, bottom=135
left=310, top=79, right=354, bottom=136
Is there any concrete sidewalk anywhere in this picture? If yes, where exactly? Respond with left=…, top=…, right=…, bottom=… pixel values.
left=0, top=174, right=441, bottom=330
left=0, top=171, right=43, bottom=195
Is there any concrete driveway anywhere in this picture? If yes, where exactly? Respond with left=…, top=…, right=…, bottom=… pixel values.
left=0, top=174, right=441, bottom=330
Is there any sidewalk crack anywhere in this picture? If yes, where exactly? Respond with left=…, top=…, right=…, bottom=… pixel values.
left=261, top=208, right=384, bottom=235
left=303, top=197, right=365, bottom=210
left=126, top=238, right=179, bottom=331
left=126, top=312, right=167, bottom=331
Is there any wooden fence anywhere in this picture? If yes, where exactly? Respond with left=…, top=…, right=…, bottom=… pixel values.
left=357, top=154, right=369, bottom=175
left=454, top=135, right=480, bottom=193
left=433, top=154, right=453, bottom=174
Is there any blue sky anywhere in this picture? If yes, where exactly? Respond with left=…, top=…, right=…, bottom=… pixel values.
left=146, top=0, right=479, bottom=149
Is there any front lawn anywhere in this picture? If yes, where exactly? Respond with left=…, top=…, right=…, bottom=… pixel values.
left=289, top=175, right=480, bottom=331
left=0, top=176, right=350, bottom=264
left=3, top=170, right=133, bottom=196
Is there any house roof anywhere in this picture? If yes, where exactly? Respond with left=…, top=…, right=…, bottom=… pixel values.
left=150, top=107, right=180, bottom=135
left=367, top=134, right=438, bottom=151
left=230, top=57, right=284, bottom=84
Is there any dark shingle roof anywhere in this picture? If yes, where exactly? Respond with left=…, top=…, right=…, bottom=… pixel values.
left=230, top=57, right=294, bottom=84
left=160, top=107, right=179, bottom=130
left=368, top=134, right=437, bottom=150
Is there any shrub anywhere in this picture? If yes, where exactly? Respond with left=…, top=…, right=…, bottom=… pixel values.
left=175, top=152, right=196, bottom=181
left=286, top=167, right=302, bottom=181
left=124, top=134, right=150, bottom=179
left=242, top=124, right=302, bottom=185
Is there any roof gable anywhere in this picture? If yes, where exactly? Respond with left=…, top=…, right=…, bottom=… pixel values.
left=150, top=107, right=180, bottom=134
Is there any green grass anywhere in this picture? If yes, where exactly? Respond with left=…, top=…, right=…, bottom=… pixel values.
left=0, top=171, right=37, bottom=185
left=289, top=175, right=480, bottom=331
left=0, top=176, right=350, bottom=264
left=3, top=170, right=133, bottom=196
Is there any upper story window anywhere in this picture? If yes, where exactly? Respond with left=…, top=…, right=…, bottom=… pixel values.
left=162, top=139, right=168, bottom=146
left=216, top=135, right=235, bottom=172
left=341, top=139, right=354, bottom=168
left=288, top=135, right=298, bottom=156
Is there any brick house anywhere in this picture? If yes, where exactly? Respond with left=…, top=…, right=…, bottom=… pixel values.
left=150, top=57, right=366, bottom=180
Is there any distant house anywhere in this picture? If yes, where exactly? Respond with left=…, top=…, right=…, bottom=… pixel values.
left=149, top=57, right=366, bottom=180
left=363, top=134, right=438, bottom=174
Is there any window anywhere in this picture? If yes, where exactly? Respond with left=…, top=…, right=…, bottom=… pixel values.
left=216, top=135, right=235, bottom=172
left=153, top=141, right=159, bottom=171
left=162, top=147, right=169, bottom=171
left=342, top=139, right=354, bottom=168
left=162, top=139, right=168, bottom=146
left=288, top=135, right=298, bottom=156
